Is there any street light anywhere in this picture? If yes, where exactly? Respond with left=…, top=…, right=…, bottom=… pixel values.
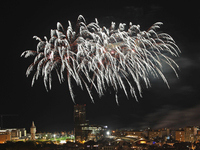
left=106, top=131, right=110, bottom=136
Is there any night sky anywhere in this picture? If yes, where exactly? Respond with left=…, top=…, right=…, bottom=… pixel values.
left=1, top=1, right=200, bottom=133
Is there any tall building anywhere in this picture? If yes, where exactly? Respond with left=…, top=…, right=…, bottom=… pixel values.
left=184, top=126, right=197, bottom=142
left=74, top=104, right=108, bottom=142
left=30, top=121, right=36, bottom=140
left=175, top=129, right=185, bottom=142
left=74, top=104, right=89, bottom=142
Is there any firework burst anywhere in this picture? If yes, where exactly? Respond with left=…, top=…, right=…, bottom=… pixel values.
left=21, top=15, right=180, bottom=104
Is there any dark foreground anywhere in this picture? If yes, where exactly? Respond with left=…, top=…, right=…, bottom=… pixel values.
left=1, top=141, right=200, bottom=150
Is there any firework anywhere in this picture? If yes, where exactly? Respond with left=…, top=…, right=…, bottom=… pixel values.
left=21, top=15, right=180, bottom=104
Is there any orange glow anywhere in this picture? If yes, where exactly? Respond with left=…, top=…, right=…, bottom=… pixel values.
left=140, top=141, right=146, bottom=144
left=79, top=140, right=86, bottom=144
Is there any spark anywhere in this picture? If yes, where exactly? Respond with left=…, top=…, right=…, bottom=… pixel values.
left=21, top=15, right=180, bottom=103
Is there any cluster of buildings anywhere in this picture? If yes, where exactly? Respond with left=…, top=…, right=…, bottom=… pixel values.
left=73, top=104, right=200, bottom=149
left=0, top=121, right=36, bottom=143
left=112, top=126, right=200, bottom=143
left=175, top=127, right=200, bottom=142
left=0, top=122, right=75, bottom=144
left=74, top=104, right=108, bottom=142
left=1, top=104, right=200, bottom=149
left=0, top=104, right=108, bottom=144
left=73, top=104, right=200, bottom=143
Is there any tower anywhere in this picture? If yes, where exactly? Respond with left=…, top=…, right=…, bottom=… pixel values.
left=30, top=121, right=36, bottom=140
left=74, top=104, right=86, bottom=125
left=74, top=104, right=89, bottom=141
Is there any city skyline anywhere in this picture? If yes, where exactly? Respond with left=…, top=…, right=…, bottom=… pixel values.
left=1, top=1, right=200, bottom=132
left=1, top=117, right=200, bottom=145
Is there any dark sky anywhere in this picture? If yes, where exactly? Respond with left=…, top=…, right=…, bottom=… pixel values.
left=1, top=1, right=200, bottom=133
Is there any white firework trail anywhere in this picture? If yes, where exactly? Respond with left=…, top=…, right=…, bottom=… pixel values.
left=21, top=15, right=180, bottom=104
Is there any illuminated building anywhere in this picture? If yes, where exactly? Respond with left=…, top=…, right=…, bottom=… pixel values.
left=10, top=128, right=26, bottom=140
left=195, top=130, right=200, bottom=141
left=126, top=131, right=143, bottom=138
left=148, top=130, right=160, bottom=140
left=74, top=105, right=107, bottom=142
left=74, top=104, right=89, bottom=141
left=82, top=125, right=107, bottom=141
left=0, top=128, right=26, bottom=143
left=159, top=128, right=170, bottom=139
left=0, top=130, right=11, bottom=144
left=30, top=121, right=36, bottom=140
left=184, top=126, right=197, bottom=142
left=175, top=129, right=185, bottom=142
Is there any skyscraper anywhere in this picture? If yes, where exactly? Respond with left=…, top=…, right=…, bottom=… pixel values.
left=74, top=104, right=89, bottom=141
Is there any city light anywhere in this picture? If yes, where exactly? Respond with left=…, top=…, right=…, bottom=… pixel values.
left=53, top=134, right=56, bottom=140
left=60, top=140, right=66, bottom=144
left=104, top=126, right=108, bottom=129
left=140, top=141, right=147, bottom=144
left=106, top=131, right=110, bottom=136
